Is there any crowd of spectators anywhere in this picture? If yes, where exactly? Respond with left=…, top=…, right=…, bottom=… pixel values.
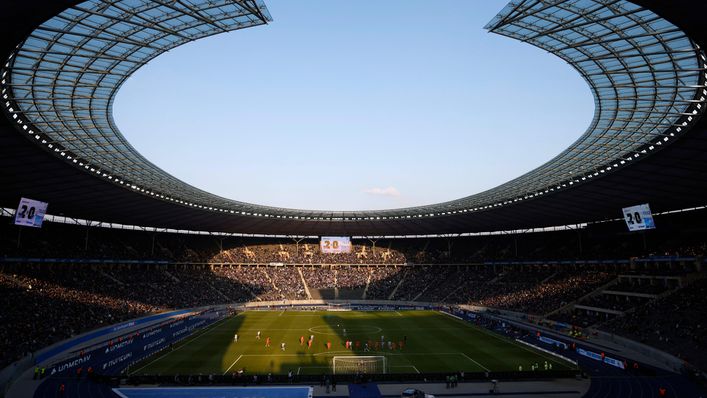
left=440, top=268, right=500, bottom=304
left=301, top=267, right=336, bottom=290
left=602, top=278, right=707, bottom=370
left=265, top=267, right=307, bottom=300
left=578, top=294, right=651, bottom=312
left=474, top=271, right=615, bottom=315
left=365, top=267, right=406, bottom=300
left=335, top=267, right=370, bottom=299
left=546, top=277, right=682, bottom=328
left=608, top=280, right=673, bottom=295
left=549, top=308, right=618, bottom=328
left=417, top=267, right=476, bottom=302
left=392, top=266, right=441, bottom=301
left=212, top=266, right=270, bottom=301
left=1, top=258, right=705, bottom=373
left=335, top=267, right=370, bottom=289
left=209, top=243, right=406, bottom=265
left=0, top=266, right=154, bottom=369
left=300, top=266, right=372, bottom=299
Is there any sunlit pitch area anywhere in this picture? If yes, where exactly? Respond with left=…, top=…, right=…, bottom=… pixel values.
left=129, top=310, right=575, bottom=375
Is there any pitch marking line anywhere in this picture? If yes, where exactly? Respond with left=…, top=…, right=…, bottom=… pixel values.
left=223, top=355, right=243, bottom=375
left=221, top=352, right=473, bottom=375
left=441, top=312, right=572, bottom=368
left=296, top=366, right=330, bottom=375
left=314, top=351, right=350, bottom=356
left=129, top=316, right=231, bottom=375
left=472, top=323, right=571, bottom=368
left=391, top=365, right=420, bottom=374
left=460, top=352, right=490, bottom=371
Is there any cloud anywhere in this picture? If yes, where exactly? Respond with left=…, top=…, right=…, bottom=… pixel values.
left=363, top=186, right=401, bottom=197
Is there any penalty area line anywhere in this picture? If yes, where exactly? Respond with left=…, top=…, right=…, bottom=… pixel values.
left=471, top=322, right=573, bottom=368
left=460, top=352, right=490, bottom=372
left=441, top=312, right=573, bottom=368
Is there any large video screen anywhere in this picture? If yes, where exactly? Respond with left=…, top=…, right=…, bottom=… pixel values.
left=622, top=203, right=656, bottom=231
left=320, top=237, right=352, bottom=254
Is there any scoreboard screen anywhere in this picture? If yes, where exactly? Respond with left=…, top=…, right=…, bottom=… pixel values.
left=320, top=237, right=352, bottom=254
left=622, top=203, right=656, bottom=231
left=14, top=197, right=48, bottom=228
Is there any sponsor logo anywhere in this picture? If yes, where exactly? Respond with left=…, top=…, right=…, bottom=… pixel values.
left=577, top=348, right=603, bottom=361
left=104, top=338, right=134, bottom=354
left=189, top=320, right=206, bottom=330
left=142, top=328, right=162, bottom=339
left=102, top=352, right=132, bottom=370
left=539, top=336, right=568, bottom=349
left=52, top=354, right=92, bottom=374
left=172, top=320, right=207, bottom=338
left=172, top=327, right=188, bottom=338
left=169, top=320, right=184, bottom=329
left=143, top=338, right=166, bottom=351
left=111, top=321, right=136, bottom=332
left=604, top=356, right=625, bottom=369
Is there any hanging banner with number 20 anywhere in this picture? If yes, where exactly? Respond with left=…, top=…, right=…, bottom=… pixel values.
left=622, top=203, right=655, bottom=231
left=14, top=197, right=48, bottom=228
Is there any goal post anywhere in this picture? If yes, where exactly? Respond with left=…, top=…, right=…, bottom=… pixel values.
left=332, top=356, right=387, bottom=374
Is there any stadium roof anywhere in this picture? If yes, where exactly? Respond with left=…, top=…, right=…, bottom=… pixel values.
left=1, top=0, right=707, bottom=236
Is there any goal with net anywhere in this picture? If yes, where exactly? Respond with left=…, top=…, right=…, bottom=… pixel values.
left=332, top=356, right=386, bottom=374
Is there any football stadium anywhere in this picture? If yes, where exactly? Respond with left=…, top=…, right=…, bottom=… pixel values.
left=1, top=0, right=707, bottom=397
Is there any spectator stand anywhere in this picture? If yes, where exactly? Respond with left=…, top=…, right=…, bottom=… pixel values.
left=2, top=307, right=229, bottom=398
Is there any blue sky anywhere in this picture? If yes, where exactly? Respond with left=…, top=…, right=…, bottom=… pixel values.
left=113, top=0, right=593, bottom=211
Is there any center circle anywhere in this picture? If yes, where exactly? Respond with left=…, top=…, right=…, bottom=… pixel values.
left=308, top=325, right=382, bottom=336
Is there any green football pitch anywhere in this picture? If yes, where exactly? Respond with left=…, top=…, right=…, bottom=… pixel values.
left=130, top=310, right=576, bottom=375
